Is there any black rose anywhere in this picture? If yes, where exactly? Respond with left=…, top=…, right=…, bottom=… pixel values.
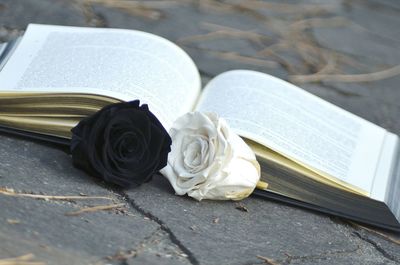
left=70, top=100, right=172, bottom=188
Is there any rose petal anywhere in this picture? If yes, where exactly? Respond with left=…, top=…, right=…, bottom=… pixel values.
left=161, top=111, right=260, bottom=201
left=70, top=100, right=171, bottom=188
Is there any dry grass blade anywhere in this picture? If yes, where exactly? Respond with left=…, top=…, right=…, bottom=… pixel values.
left=295, top=41, right=326, bottom=70
left=0, top=261, right=45, bottom=265
left=260, top=48, right=299, bottom=74
left=209, top=50, right=279, bottom=68
left=257, top=42, right=303, bottom=73
left=316, top=60, right=337, bottom=75
left=178, top=31, right=245, bottom=44
left=289, top=65, right=400, bottom=83
left=235, top=203, right=249, bottom=212
left=234, top=0, right=336, bottom=15
left=178, top=30, right=269, bottom=47
left=256, top=255, right=280, bottom=265
left=65, top=203, right=125, bottom=216
left=336, top=53, right=367, bottom=71
left=290, top=17, right=350, bottom=30
left=0, top=253, right=45, bottom=265
left=202, top=22, right=272, bottom=41
left=0, top=187, right=113, bottom=201
left=106, top=250, right=136, bottom=261
left=183, top=1, right=364, bottom=79
left=86, top=0, right=180, bottom=9
left=6, top=219, right=20, bottom=225
left=197, top=0, right=238, bottom=14
left=258, top=42, right=291, bottom=55
left=82, top=0, right=163, bottom=20
left=196, top=0, right=266, bottom=20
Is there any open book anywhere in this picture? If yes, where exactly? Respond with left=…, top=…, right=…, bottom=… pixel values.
left=0, top=24, right=399, bottom=231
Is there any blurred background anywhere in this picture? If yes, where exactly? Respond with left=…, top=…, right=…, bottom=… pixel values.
left=1, top=0, right=399, bottom=130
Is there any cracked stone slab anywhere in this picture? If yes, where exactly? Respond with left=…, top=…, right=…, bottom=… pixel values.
left=352, top=228, right=400, bottom=263
left=248, top=234, right=400, bottom=265
left=0, top=135, right=115, bottom=195
left=0, top=232, right=98, bottom=265
left=125, top=229, right=191, bottom=265
left=285, top=241, right=399, bottom=265
left=126, top=176, right=368, bottom=265
left=0, top=195, right=157, bottom=264
left=0, top=135, right=161, bottom=264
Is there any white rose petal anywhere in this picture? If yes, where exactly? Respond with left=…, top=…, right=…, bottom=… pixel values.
left=160, top=112, right=261, bottom=201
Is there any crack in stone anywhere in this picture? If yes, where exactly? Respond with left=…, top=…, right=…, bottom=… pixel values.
left=286, top=248, right=359, bottom=264
left=115, top=190, right=199, bottom=265
left=100, top=227, right=167, bottom=264
left=132, top=228, right=163, bottom=252
left=250, top=246, right=360, bottom=265
left=353, top=231, right=399, bottom=263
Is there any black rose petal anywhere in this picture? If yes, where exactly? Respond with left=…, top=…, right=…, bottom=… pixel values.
left=70, top=100, right=172, bottom=188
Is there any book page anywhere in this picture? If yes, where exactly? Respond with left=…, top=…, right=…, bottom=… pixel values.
left=196, top=70, right=390, bottom=195
left=0, top=24, right=201, bottom=129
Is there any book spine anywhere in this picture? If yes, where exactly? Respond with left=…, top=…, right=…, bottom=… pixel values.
left=0, top=125, right=71, bottom=147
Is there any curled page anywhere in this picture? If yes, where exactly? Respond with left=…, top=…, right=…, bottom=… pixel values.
left=0, top=24, right=201, bottom=129
left=196, top=70, right=393, bottom=196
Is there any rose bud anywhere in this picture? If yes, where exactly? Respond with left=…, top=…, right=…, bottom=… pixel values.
left=160, top=112, right=261, bottom=201
left=70, top=100, right=171, bottom=188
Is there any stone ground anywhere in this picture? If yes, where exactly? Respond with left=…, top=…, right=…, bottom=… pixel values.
left=1, top=0, right=400, bottom=264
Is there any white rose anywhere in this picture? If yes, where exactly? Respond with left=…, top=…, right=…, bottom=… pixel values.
left=160, top=112, right=261, bottom=201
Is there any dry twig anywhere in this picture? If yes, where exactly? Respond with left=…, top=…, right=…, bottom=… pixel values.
left=0, top=187, right=113, bottom=201
left=289, top=65, right=400, bottom=83
left=106, top=250, right=136, bottom=261
left=0, top=254, right=45, bottom=265
left=86, top=0, right=180, bottom=9
left=202, top=22, right=272, bottom=43
left=235, top=203, right=249, bottom=212
left=290, top=16, right=350, bottom=30
left=178, top=30, right=267, bottom=47
left=65, top=203, right=125, bottom=216
left=81, top=0, right=170, bottom=20
left=197, top=0, right=265, bottom=20
left=210, top=51, right=279, bottom=68
left=256, top=255, right=280, bottom=265
left=6, top=219, right=20, bottom=225
left=234, top=0, right=336, bottom=15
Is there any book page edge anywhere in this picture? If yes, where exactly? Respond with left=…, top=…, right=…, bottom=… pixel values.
left=370, top=132, right=398, bottom=201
